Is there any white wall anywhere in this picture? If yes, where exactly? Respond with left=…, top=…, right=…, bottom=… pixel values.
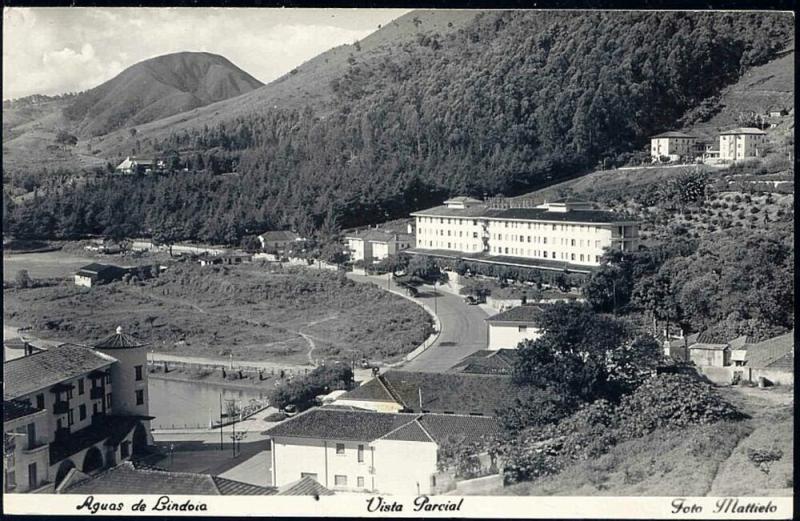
left=96, top=347, right=149, bottom=418
left=272, top=437, right=374, bottom=492
left=331, top=398, right=402, bottom=413
left=372, top=439, right=438, bottom=495
left=487, top=323, right=542, bottom=350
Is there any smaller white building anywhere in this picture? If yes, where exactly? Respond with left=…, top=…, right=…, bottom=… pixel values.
left=719, top=127, right=768, bottom=161
left=485, top=305, right=549, bottom=350
left=650, top=131, right=697, bottom=162
left=345, top=229, right=414, bottom=264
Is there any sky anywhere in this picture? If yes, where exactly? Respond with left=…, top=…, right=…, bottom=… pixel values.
left=2, top=7, right=409, bottom=100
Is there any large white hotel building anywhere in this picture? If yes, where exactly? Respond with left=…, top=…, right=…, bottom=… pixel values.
left=409, top=196, right=639, bottom=273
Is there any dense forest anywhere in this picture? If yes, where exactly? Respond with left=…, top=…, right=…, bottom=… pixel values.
left=3, top=11, right=794, bottom=242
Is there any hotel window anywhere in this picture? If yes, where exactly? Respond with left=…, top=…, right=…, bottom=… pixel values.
left=136, top=390, right=145, bottom=406
left=78, top=378, right=84, bottom=395
left=135, top=365, right=143, bottom=381
left=520, top=236, right=524, bottom=243
left=527, top=236, right=531, bottom=242
left=595, top=240, right=600, bottom=247
left=334, top=475, right=347, bottom=487
left=552, top=251, right=556, bottom=258
left=301, top=472, right=318, bottom=480
left=504, top=247, right=509, bottom=254
left=79, top=404, right=87, bottom=421
left=571, top=253, right=575, bottom=260
left=106, top=393, right=112, bottom=409
left=106, top=374, right=112, bottom=385
left=67, top=409, right=74, bottom=426
left=36, top=394, right=44, bottom=409
left=357, top=476, right=365, bottom=488
left=543, top=252, right=548, bottom=258
left=543, top=238, right=547, bottom=244
left=580, top=254, right=585, bottom=261
left=66, top=387, right=73, bottom=399
left=596, top=255, right=602, bottom=263
left=473, top=220, right=478, bottom=226
left=570, top=239, right=575, bottom=246
left=336, top=443, right=345, bottom=455
left=552, top=224, right=557, bottom=230
left=358, top=445, right=365, bottom=463
left=447, top=230, right=451, bottom=236
left=504, top=222, right=508, bottom=228
left=473, top=232, right=478, bottom=238
left=459, top=231, right=463, bottom=237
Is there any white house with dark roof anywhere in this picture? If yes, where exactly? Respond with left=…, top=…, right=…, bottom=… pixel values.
left=3, top=327, right=153, bottom=493
left=345, top=229, right=414, bottom=264
left=257, top=230, right=302, bottom=253
left=410, top=197, right=638, bottom=273
left=650, top=131, right=697, bottom=162
left=263, top=408, right=499, bottom=495
left=485, top=305, right=549, bottom=350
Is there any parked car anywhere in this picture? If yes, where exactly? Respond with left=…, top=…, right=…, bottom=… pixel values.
left=282, top=404, right=298, bottom=417
left=464, top=295, right=484, bottom=305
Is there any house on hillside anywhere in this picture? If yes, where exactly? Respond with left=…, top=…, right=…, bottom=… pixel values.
left=74, top=263, right=127, bottom=287
left=114, top=157, right=155, bottom=175
left=766, top=107, right=788, bottom=118
left=485, top=305, right=549, bottom=350
left=448, top=349, right=519, bottom=375
left=3, top=328, right=153, bottom=493
left=345, top=229, right=414, bottom=264
left=719, top=127, right=768, bottom=161
left=56, top=460, right=331, bottom=496
left=263, top=408, right=499, bottom=495
left=650, top=131, right=697, bottom=162
left=257, top=230, right=301, bottom=254
left=333, top=370, right=513, bottom=416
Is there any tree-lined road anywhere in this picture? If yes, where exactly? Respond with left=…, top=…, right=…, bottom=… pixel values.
left=347, top=273, right=489, bottom=372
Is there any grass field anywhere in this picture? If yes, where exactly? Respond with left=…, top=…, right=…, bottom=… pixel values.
left=3, top=256, right=432, bottom=365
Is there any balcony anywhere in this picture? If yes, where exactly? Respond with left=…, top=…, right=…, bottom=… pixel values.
left=53, top=401, right=69, bottom=415
left=90, top=387, right=104, bottom=400
left=22, top=439, right=48, bottom=455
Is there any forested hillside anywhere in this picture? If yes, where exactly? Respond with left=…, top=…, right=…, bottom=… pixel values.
left=4, top=11, right=793, bottom=243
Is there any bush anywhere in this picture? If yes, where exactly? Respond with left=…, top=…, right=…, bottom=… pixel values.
left=268, top=364, right=354, bottom=411
left=615, top=374, right=742, bottom=438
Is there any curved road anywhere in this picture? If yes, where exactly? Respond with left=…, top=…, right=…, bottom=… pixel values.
left=347, top=273, right=488, bottom=372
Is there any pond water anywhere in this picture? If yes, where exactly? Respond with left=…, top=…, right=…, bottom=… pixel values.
left=148, top=378, right=268, bottom=430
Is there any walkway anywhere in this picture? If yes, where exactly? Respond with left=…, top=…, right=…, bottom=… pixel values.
left=347, top=273, right=488, bottom=372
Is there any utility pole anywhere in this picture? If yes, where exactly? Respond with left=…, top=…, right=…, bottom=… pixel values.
left=219, top=393, right=223, bottom=450
left=433, top=281, right=437, bottom=315
left=231, top=401, right=236, bottom=458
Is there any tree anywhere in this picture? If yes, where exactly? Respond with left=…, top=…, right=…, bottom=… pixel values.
left=55, top=130, right=78, bottom=151
left=406, top=255, right=448, bottom=285
left=15, top=269, right=32, bottom=289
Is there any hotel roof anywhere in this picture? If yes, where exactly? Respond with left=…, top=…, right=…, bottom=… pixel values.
left=719, top=127, right=768, bottom=135
left=651, top=131, right=697, bottom=139
left=3, top=344, right=116, bottom=400
left=263, top=408, right=499, bottom=445
left=410, top=205, right=634, bottom=224
left=3, top=399, right=43, bottom=422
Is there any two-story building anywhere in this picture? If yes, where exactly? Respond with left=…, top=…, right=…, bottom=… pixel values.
left=650, top=131, right=697, bottom=162
left=719, top=127, right=768, bottom=161
left=409, top=197, right=639, bottom=275
left=263, top=408, right=499, bottom=495
left=3, top=327, right=153, bottom=493
left=257, top=230, right=302, bottom=254
left=345, top=229, right=414, bottom=264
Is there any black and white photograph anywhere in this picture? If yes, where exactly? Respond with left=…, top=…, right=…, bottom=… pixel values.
left=2, top=5, right=795, bottom=518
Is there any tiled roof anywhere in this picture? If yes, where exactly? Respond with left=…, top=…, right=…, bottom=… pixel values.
left=411, top=204, right=634, bottom=224
left=3, top=399, right=42, bottom=422
left=486, top=304, right=550, bottom=324
left=212, top=476, right=278, bottom=495
left=93, top=327, right=150, bottom=350
left=49, top=415, right=140, bottom=464
left=651, top=131, right=697, bottom=139
left=278, top=476, right=335, bottom=496
left=379, top=419, right=434, bottom=442
left=259, top=230, right=299, bottom=241
left=340, top=370, right=513, bottom=416
left=719, top=127, right=767, bottom=135
left=689, top=343, right=729, bottom=351
left=76, top=263, right=123, bottom=275
left=449, top=349, right=519, bottom=375
left=264, top=408, right=411, bottom=441
left=417, top=414, right=501, bottom=445
left=745, top=331, right=794, bottom=370
left=264, top=408, right=499, bottom=446
left=59, top=462, right=277, bottom=495
left=3, top=345, right=116, bottom=400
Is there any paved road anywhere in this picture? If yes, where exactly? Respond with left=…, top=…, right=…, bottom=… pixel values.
left=347, top=273, right=488, bottom=372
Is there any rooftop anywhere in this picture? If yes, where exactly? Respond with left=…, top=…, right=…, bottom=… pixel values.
left=76, top=262, right=125, bottom=276
left=60, top=461, right=280, bottom=495
left=719, top=127, right=768, bottom=135
left=263, top=408, right=499, bottom=445
left=3, top=399, right=43, bottom=422
left=745, top=331, right=794, bottom=370
left=405, top=248, right=598, bottom=274
left=338, top=370, right=513, bottom=416
left=4, top=344, right=116, bottom=400
left=486, top=304, right=550, bottom=324
left=411, top=204, right=634, bottom=224
left=651, top=131, right=697, bottom=139
left=94, top=326, right=150, bottom=350
left=345, top=228, right=413, bottom=243
left=259, top=230, right=300, bottom=241
left=449, top=349, right=520, bottom=375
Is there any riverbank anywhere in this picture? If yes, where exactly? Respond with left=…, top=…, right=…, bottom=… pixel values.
left=149, top=368, right=279, bottom=392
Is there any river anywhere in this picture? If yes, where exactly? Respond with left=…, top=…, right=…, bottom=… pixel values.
left=148, top=378, right=268, bottom=430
